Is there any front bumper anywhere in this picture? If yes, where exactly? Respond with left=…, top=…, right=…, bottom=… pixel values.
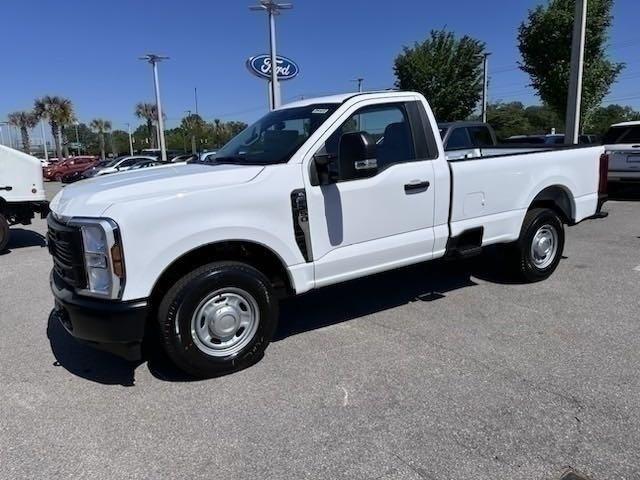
left=50, top=271, right=148, bottom=361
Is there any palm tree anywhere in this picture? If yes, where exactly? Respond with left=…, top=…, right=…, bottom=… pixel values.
left=7, top=111, right=38, bottom=153
left=89, top=119, right=112, bottom=160
left=135, top=102, right=158, bottom=148
left=34, top=96, right=74, bottom=160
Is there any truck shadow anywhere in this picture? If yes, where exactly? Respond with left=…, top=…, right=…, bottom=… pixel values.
left=275, top=254, right=517, bottom=341
left=608, top=184, right=640, bottom=201
left=46, top=311, right=140, bottom=386
left=47, top=253, right=520, bottom=384
left=0, top=228, right=47, bottom=255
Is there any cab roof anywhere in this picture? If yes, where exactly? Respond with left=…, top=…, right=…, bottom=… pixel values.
left=279, top=90, right=411, bottom=110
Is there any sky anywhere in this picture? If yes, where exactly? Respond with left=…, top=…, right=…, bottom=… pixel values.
left=1, top=0, right=638, bottom=139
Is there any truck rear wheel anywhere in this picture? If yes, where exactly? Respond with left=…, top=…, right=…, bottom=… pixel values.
left=513, top=208, right=565, bottom=282
left=0, top=213, right=9, bottom=253
left=157, top=261, right=279, bottom=378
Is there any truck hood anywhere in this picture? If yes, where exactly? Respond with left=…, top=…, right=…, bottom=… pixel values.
left=50, top=163, right=264, bottom=218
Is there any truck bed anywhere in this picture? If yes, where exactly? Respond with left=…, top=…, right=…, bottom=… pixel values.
left=446, top=145, right=604, bottom=247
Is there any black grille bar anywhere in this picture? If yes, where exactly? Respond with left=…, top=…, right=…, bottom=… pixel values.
left=47, top=214, right=87, bottom=289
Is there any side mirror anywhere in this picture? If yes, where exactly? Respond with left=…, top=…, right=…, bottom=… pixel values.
left=338, top=131, right=377, bottom=180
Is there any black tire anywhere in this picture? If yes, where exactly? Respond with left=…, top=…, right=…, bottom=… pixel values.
left=157, top=261, right=279, bottom=378
left=513, top=208, right=565, bottom=282
left=0, top=213, right=9, bottom=253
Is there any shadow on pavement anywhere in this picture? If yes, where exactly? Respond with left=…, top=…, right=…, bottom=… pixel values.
left=275, top=258, right=483, bottom=341
left=0, top=228, right=47, bottom=255
left=47, top=310, right=140, bottom=386
left=609, top=183, right=640, bottom=201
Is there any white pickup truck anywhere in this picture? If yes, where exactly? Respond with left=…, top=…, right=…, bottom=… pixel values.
left=0, top=145, right=49, bottom=252
left=47, top=91, right=608, bottom=377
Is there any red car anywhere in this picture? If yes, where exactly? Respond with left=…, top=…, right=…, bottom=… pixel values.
left=43, top=156, right=99, bottom=181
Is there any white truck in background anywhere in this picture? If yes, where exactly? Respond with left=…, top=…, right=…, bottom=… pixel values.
left=47, top=91, right=609, bottom=378
left=0, top=145, right=49, bottom=252
left=603, top=121, right=640, bottom=183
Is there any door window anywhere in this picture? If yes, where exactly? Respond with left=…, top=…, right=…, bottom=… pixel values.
left=320, top=103, right=416, bottom=181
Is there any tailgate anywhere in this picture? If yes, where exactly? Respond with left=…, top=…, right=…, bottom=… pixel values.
left=607, top=146, right=640, bottom=173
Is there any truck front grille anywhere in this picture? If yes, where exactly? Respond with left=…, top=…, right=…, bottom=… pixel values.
left=47, top=215, right=87, bottom=289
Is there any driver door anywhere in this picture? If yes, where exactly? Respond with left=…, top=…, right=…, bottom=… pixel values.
left=304, top=99, right=437, bottom=287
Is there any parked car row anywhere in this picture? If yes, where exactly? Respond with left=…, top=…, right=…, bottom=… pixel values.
left=439, top=121, right=640, bottom=184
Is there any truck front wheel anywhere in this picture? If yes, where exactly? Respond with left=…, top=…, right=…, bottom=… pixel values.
left=0, top=213, right=9, bottom=253
left=513, top=208, right=565, bottom=282
left=157, top=261, right=279, bottom=378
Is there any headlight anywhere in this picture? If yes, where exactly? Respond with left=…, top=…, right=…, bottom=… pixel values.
left=69, top=218, right=126, bottom=299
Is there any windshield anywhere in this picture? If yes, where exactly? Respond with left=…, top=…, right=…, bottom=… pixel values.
left=212, top=104, right=339, bottom=165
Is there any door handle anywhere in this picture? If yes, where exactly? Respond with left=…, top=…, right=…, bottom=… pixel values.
left=0, top=186, right=12, bottom=191
left=404, top=180, right=430, bottom=193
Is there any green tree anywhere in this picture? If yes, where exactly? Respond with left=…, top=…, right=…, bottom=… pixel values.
left=394, top=29, right=486, bottom=121
left=524, top=105, right=564, bottom=133
left=7, top=111, right=38, bottom=153
left=518, top=0, right=624, bottom=126
left=181, top=113, right=207, bottom=153
left=487, top=102, right=533, bottom=140
left=586, top=104, right=640, bottom=135
left=89, top=119, right=112, bottom=159
left=135, top=103, right=160, bottom=149
left=34, top=95, right=74, bottom=160
left=111, top=130, right=131, bottom=157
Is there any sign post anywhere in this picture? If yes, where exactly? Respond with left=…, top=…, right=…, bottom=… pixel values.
left=246, top=54, right=300, bottom=109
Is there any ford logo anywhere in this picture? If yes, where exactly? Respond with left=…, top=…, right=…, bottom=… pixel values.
left=246, top=54, right=299, bottom=81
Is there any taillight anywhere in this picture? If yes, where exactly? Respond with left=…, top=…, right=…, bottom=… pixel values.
left=598, top=153, right=609, bottom=196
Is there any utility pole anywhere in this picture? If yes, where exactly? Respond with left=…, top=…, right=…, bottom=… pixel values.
left=351, top=77, right=364, bottom=92
left=126, top=123, right=134, bottom=155
left=481, top=53, right=491, bottom=123
left=194, top=87, right=199, bottom=116
left=250, top=0, right=293, bottom=110
left=140, top=54, right=169, bottom=161
left=565, top=0, right=588, bottom=145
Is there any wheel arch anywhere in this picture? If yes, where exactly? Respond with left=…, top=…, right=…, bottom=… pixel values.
left=528, top=185, right=576, bottom=224
left=149, top=240, right=295, bottom=309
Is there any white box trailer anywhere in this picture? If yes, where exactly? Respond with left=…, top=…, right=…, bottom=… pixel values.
left=0, top=145, right=49, bottom=251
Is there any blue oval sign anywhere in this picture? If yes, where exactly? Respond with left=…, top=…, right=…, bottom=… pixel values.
left=246, top=54, right=299, bottom=81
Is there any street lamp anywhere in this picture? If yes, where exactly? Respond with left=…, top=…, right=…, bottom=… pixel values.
left=479, top=53, right=491, bottom=123
left=139, top=53, right=169, bottom=161
left=565, top=0, right=587, bottom=144
left=249, top=0, right=293, bottom=110
left=351, top=77, right=364, bottom=92
left=125, top=123, right=134, bottom=156
left=73, top=120, right=80, bottom=154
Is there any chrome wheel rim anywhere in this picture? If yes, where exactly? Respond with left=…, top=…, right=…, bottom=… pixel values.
left=190, top=288, right=260, bottom=357
left=530, top=224, right=558, bottom=269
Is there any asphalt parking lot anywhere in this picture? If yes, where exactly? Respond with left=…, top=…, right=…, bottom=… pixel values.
left=1, top=182, right=639, bottom=480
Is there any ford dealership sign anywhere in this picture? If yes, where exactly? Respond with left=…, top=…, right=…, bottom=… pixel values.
left=246, top=54, right=299, bottom=81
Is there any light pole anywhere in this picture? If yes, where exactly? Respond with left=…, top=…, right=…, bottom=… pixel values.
left=40, top=120, right=48, bottom=161
left=351, top=77, right=364, bottom=92
left=565, top=0, right=587, bottom=145
left=125, top=123, right=134, bottom=155
left=73, top=121, right=80, bottom=154
left=249, top=0, right=293, bottom=110
left=139, top=54, right=169, bottom=161
left=480, top=53, right=491, bottom=123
